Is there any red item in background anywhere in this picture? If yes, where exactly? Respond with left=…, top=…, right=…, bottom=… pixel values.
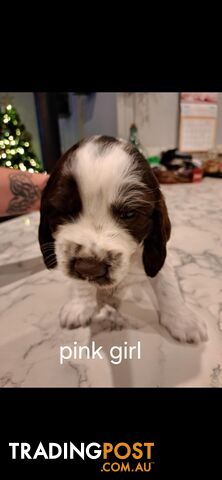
left=192, top=167, right=203, bottom=182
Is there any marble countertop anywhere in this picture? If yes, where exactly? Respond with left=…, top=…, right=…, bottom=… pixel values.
left=0, top=178, right=222, bottom=387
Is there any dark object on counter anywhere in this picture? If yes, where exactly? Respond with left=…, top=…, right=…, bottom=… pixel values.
left=154, top=167, right=203, bottom=184
left=175, top=166, right=194, bottom=183
left=153, top=161, right=203, bottom=184
left=161, top=148, right=192, bottom=170
left=204, top=171, right=222, bottom=178
left=154, top=167, right=192, bottom=184
left=148, top=149, right=203, bottom=184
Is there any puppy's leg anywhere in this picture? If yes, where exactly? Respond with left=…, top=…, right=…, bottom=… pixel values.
left=59, top=281, right=97, bottom=329
left=150, top=261, right=208, bottom=343
left=93, top=288, right=125, bottom=329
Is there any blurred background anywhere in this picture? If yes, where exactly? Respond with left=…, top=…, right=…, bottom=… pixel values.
left=1, top=92, right=222, bottom=178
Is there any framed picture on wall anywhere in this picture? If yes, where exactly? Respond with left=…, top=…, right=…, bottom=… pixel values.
left=179, top=93, right=218, bottom=152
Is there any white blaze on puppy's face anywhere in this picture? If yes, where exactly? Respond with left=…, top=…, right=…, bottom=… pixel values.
left=55, top=138, right=142, bottom=287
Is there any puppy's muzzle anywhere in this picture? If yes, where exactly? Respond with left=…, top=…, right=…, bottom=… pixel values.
left=74, top=257, right=108, bottom=282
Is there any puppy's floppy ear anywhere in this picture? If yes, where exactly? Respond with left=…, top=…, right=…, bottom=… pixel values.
left=142, top=192, right=171, bottom=277
left=38, top=141, right=83, bottom=270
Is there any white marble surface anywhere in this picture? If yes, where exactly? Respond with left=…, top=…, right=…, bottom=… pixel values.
left=0, top=178, right=222, bottom=387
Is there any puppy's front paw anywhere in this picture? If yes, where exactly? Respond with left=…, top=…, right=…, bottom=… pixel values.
left=160, top=309, right=208, bottom=344
left=59, top=300, right=96, bottom=329
left=93, top=304, right=125, bottom=331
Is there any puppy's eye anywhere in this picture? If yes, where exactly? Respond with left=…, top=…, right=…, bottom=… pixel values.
left=119, top=210, right=136, bottom=220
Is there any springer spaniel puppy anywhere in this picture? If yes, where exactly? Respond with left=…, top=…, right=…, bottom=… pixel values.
left=39, top=135, right=207, bottom=343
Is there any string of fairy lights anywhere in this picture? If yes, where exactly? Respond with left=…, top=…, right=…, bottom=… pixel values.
left=0, top=103, right=43, bottom=173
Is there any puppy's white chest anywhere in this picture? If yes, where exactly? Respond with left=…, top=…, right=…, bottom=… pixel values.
left=98, top=248, right=158, bottom=316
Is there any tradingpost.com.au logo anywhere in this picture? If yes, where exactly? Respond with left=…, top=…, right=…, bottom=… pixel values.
left=8, top=441, right=155, bottom=473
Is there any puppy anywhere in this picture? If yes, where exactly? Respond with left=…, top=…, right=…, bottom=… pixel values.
left=39, top=135, right=207, bottom=343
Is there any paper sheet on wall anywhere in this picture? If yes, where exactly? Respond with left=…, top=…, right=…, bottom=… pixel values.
left=179, top=93, right=218, bottom=152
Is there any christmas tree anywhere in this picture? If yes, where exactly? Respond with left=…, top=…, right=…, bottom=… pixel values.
left=0, top=103, right=43, bottom=173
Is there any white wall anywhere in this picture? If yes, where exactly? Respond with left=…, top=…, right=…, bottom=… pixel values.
left=117, top=92, right=222, bottom=154
left=117, top=93, right=180, bottom=153
left=58, top=93, right=117, bottom=153
left=0, top=92, right=42, bottom=163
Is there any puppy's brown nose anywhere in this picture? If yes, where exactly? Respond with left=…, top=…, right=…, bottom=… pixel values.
left=74, top=258, right=107, bottom=279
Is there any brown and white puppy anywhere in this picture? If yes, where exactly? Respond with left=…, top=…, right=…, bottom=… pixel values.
left=39, top=135, right=207, bottom=343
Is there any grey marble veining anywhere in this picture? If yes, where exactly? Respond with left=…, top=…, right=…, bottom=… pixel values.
left=0, top=257, right=44, bottom=287
left=0, top=178, right=221, bottom=387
